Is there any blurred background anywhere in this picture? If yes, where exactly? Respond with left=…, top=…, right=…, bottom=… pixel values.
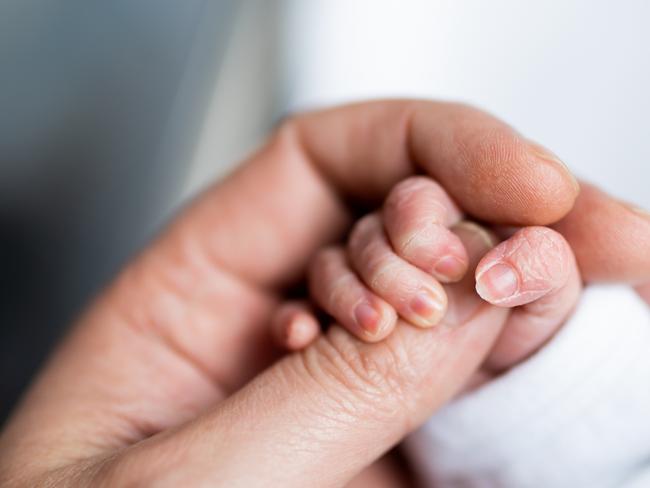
left=1, top=0, right=649, bottom=422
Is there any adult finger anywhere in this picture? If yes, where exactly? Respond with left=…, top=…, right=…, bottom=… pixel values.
left=180, top=100, right=579, bottom=290
left=553, top=182, right=650, bottom=285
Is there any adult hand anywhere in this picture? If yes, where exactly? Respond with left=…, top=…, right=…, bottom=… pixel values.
left=0, top=101, right=646, bottom=487
left=553, top=181, right=650, bottom=298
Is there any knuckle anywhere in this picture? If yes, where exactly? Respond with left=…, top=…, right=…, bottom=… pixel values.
left=351, top=236, right=417, bottom=297
left=367, top=255, right=405, bottom=293
left=356, top=237, right=389, bottom=272
left=394, top=175, right=442, bottom=197
left=325, top=273, right=357, bottom=312
left=385, top=177, right=428, bottom=216
left=384, top=186, right=453, bottom=257
left=386, top=176, right=447, bottom=213
left=298, top=329, right=416, bottom=422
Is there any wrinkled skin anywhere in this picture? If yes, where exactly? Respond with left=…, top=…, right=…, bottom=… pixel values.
left=0, top=101, right=648, bottom=487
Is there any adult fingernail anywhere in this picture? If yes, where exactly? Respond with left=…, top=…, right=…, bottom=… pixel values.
left=528, top=141, right=580, bottom=193
left=433, top=255, right=466, bottom=281
left=476, top=262, right=519, bottom=303
left=354, top=302, right=382, bottom=334
left=410, top=290, right=446, bottom=327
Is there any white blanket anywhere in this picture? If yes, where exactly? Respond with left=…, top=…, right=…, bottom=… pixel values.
left=406, top=285, right=650, bottom=488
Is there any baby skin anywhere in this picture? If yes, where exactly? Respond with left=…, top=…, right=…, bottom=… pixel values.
left=271, top=176, right=582, bottom=377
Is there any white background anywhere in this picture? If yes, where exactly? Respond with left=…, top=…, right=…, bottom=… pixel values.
left=281, top=0, right=650, bottom=208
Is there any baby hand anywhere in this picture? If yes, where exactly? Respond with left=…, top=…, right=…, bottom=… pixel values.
left=271, top=176, right=581, bottom=374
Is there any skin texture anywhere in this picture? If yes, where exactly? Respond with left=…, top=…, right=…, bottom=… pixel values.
left=382, top=177, right=468, bottom=282
left=554, top=182, right=650, bottom=284
left=0, top=100, right=647, bottom=487
left=477, top=226, right=582, bottom=371
left=278, top=179, right=582, bottom=377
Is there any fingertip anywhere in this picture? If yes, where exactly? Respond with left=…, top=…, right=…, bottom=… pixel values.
left=503, top=141, right=580, bottom=226
left=353, top=299, right=397, bottom=342
left=523, top=141, right=580, bottom=224
left=408, top=287, right=448, bottom=328
left=353, top=302, right=383, bottom=335
left=271, top=303, right=320, bottom=351
left=475, top=227, right=573, bottom=307
left=285, top=313, right=320, bottom=350
left=554, top=182, right=650, bottom=284
left=525, top=145, right=580, bottom=225
left=348, top=212, right=448, bottom=330
left=309, top=244, right=398, bottom=343
left=475, top=262, right=521, bottom=305
left=432, top=253, right=468, bottom=283
left=447, top=129, right=579, bottom=226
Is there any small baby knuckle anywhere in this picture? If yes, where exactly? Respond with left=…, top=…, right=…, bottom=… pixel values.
left=300, top=331, right=413, bottom=421
left=393, top=175, right=433, bottom=194
left=368, top=259, right=403, bottom=291
left=385, top=177, right=425, bottom=213
left=358, top=238, right=388, bottom=270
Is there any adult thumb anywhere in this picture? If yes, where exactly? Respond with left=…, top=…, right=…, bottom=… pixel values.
left=97, top=307, right=507, bottom=487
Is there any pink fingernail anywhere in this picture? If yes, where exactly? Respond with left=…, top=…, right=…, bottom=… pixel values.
left=476, top=262, right=519, bottom=303
left=410, top=290, right=445, bottom=326
left=434, top=255, right=466, bottom=281
left=354, top=303, right=382, bottom=333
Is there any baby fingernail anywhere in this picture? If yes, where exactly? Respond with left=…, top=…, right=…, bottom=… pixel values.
left=410, top=290, right=446, bottom=326
left=434, top=255, right=466, bottom=281
left=354, top=302, right=382, bottom=333
left=476, top=262, right=519, bottom=303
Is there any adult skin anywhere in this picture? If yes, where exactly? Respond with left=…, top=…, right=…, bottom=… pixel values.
left=0, top=101, right=648, bottom=487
